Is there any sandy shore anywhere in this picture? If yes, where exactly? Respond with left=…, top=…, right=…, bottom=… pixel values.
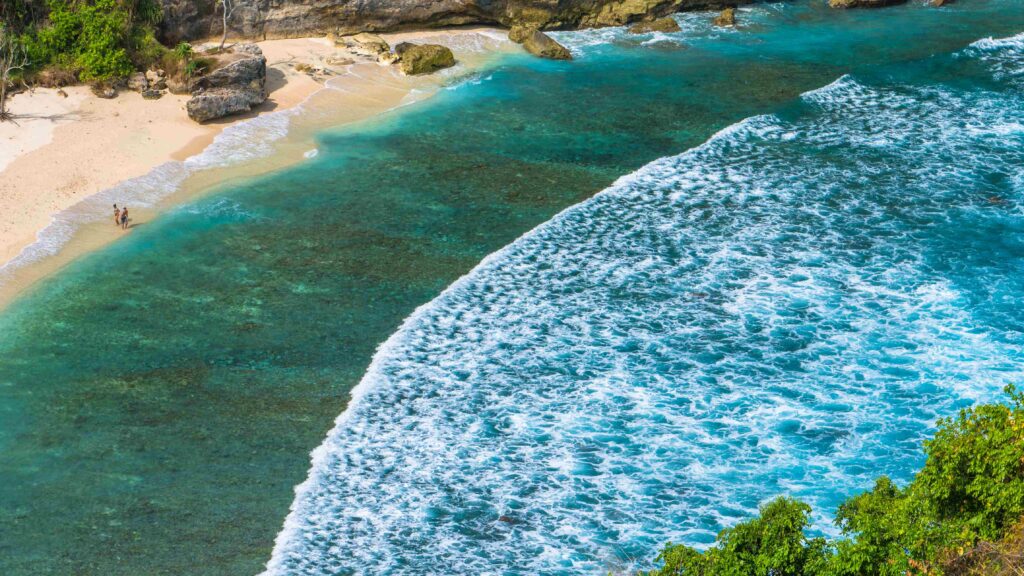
left=0, top=29, right=512, bottom=309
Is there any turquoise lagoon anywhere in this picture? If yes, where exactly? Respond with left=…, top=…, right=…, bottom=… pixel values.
left=1, top=2, right=1023, bottom=574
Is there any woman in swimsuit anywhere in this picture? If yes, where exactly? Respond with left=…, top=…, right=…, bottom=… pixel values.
left=114, top=204, right=121, bottom=227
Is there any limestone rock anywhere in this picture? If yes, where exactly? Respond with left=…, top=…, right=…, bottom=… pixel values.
left=186, top=87, right=265, bottom=122
left=628, top=16, right=681, bottom=33
left=712, top=7, right=735, bottom=26
left=186, top=44, right=267, bottom=122
left=127, top=72, right=149, bottom=92
left=399, top=44, right=456, bottom=75
left=141, top=89, right=164, bottom=100
left=522, top=30, right=572, bottom=60
left=91, top=83, right=118, bottom=99
left=343, top=33, right=391, bottom=58
left=157, top=0, right=754, bottom=44
left=828, top=0, right=908, bottom=7
left=508, top=24, right=538, bottom=44
left=166, top=77, right=191, bottom=95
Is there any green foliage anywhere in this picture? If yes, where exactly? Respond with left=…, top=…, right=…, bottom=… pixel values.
left=173, top=41, right=193, bottom=63
left=19, top=0, right=167, bottom=81
left=644, top=387, right=1024, bottom=576
left=645, top=498, right=830, bottom=576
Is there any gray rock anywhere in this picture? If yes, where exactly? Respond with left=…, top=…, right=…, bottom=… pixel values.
left=186, top=87, right=265, bottom=122
left=186, top=44, right=267, bottom=122
left=142, top=89, right=164, bottom=100
left=522, top=30, right=572, bottom=60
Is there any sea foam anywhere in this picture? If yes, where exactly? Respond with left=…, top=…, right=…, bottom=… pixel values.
left=262, top=31, right=1024, bottom=576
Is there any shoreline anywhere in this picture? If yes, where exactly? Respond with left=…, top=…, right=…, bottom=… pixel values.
left=0, top=28, right=514, bottom=312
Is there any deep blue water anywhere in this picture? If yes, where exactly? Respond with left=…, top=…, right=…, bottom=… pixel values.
left=1, top=2, right=1022, bottom=575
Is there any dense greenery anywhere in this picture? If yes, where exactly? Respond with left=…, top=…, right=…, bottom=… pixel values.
left=645, top=386, right=1024, bottom=576
left=2, top=0, right=165, bottom=81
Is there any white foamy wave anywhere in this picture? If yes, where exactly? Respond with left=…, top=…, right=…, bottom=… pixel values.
left=263, top=38, right=1024, bottom=576
left=0, top=106, right=299, bottom=281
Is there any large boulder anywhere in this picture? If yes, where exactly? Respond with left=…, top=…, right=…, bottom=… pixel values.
left=522, top=30, right=573, bottom=60
left=828, top=0, right=907, bottom=7
left=508, top=24, right=538, bottom=43
left=186, top=44, right=267, bottom=123
left=187, top=87, right=266, bottom=122
left=399, top=44, right=456, bottom=75
left=628, top=16, right=681, bottom=33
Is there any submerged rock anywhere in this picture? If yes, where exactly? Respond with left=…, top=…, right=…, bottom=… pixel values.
left=399, top=44, right=456, bottom=75
left=186, top=44, right=267, bottom=122
left=628, top=17, right=681, bottom=33
left=930, top=0, right=952, bottom=5
left=522, top=30, right=573, bottom=60
left=828, top=0, right=908, bottom=7
left=712, top=7, right=736, bottom=26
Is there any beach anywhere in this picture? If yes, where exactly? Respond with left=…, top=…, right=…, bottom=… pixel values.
left=2, top=3, right=1023, bottom=575
left=0, top=29, right=511, bottom=309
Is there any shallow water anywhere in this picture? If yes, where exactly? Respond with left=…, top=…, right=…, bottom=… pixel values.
left=1, top=2, right=1023, bottom=575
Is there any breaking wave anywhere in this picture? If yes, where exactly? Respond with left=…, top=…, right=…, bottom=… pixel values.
left=263, top=31, right=1024, bottom=576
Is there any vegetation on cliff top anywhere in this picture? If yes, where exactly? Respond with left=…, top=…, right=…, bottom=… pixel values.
left=2, top=0, right=166, bottom=81
left=644, top=386, right=1024, bottom=575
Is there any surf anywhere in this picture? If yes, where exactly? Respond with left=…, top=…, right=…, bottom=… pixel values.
left=263, top=28, right=1024, bottom=575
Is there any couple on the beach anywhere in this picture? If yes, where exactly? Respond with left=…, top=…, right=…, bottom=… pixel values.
left=113, top=204, right=129, bottom=230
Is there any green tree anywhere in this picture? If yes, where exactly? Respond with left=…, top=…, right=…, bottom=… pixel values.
left=645, top=497, right=831, bottom=576
left=643, top=387, right=1024, bottom=576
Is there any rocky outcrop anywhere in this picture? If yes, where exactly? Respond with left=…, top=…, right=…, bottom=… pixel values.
left=522, top=30, right=573, bottom=60
left=399, top=44, right=456, bottom=75
left=712, top=7, right=735, bottom=26
left=186, top=44, right=268, bottom=123
left=127, top=72, right=149, bottom=92
left=828, top=0, right=907, bottom=7
left=628, top=16, right=681, bottom=33
left=508, top=24, right=537, bottom=43
left=157, top=0, right=751, bottom=44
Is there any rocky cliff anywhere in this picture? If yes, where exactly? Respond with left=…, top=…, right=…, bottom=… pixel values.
left=158, top=0, right=750, bottom=43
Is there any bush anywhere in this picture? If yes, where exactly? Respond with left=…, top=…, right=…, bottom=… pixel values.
left=20, top=0, right=167, bottom=81
left=643, top=387, right=1024, bottom=576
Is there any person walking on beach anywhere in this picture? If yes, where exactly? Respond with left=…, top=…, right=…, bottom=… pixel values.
left=114, top=204, right=121, bottom=227
left=120, top=206, right=129, bottom=230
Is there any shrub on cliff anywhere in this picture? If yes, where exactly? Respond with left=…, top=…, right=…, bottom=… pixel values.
left=18, top=0, right=165, bottom=80
left=644, top=386, right=1024, bottom=575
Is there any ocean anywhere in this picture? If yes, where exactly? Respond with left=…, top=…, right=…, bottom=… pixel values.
left=1, top=2, right=1023, bottom=574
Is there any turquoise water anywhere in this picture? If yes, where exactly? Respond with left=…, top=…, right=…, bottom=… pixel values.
left=2, top=2, right=1023, bottom=575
